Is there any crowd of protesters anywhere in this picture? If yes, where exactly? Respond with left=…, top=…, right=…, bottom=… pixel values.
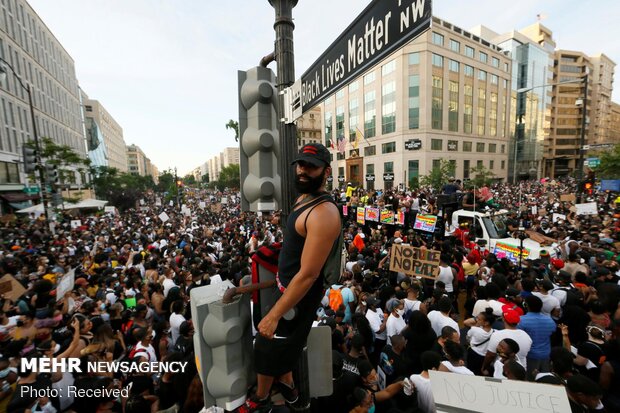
left=0, top=175, right=618, bottom=413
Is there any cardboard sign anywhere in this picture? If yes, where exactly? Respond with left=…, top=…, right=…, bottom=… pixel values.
left=356, top=207, right=365, bottom=225
left=493, top=242, right=529, bottom=264
left=0, top=274, right=26, bottom=302
left=560, top=194, right=576, bottom=203
left=210, top=203, right=222, bottom=213
left=158, top=212, right=170, bottom=223
left=429, top=370, right=571, bottom=413
left=552, top=213, right=566, bottom=223
left=389, top=245, right=440, bottom=279
left=365, top=207, right=379, bottom=222
left=414, top=214, right=437, bottom=232
left=56, top=269, right=75, bottom=298
left=70, top=220, right=82, bottom=229
left=575, top=202, right=597, bottom=216
left=380, top=209, right=394, bottom=225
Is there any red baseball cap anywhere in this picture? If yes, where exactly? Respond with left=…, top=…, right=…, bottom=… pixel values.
left=502, top=308, right=521, bottom=324
left=551, top=258, right=564, bottom=269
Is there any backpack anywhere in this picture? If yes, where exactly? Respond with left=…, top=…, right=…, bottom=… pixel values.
left=322, top=229, right=346, bottom=288
left=328, top=286, right=344, bottom=312
left=558, top=286, right=585, bottom=308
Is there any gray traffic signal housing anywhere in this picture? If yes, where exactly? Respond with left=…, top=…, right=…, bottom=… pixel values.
left=44, top=163, right=59, bottom=185
left=22, top=146, right=36, bottom=174
left=238, top=66, right=281, bottom=212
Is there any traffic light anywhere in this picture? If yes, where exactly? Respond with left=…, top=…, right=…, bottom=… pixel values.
left=583, top=180, right=594, bottom=195
left=238, top=66, right=281, bottom=212
left=44, top=163, right=59, bottom=185
left=190, top=281, right=254, bottom=410
left=22, top=146, right=37, bottom=174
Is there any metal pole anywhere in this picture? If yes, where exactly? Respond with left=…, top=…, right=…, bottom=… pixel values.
left=174, top=167, right=180, bottom=210
left=27, top=84, right=50, bottom=224
left=576, top=72, right=588, bottom=201
left=269, top=0, right=298, bottom=226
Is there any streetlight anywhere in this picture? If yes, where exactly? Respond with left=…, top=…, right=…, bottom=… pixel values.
left=0, top=58, right=50, bottom=223
left=515, top=73, right=588, bottom=186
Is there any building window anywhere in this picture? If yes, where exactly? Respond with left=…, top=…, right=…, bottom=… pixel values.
left=476, top=142, right=485, bottom=152
left=364, top=145, right=376, bottom=156
left=464, top=84, right=473, bottom=134
left=364, top=91, right=376, bottom=138
left=463, top=141, right=472, bottom=152
left=489, top=143, right=497, bottom=153
left=450, top=39, right=460, bottom=52
left=489, top=92, right=498, bottom=136
left=348, top=81, right=359, bottom=94
left=479, top=51, right=488, bottom=63
left=432, top=76, right=443, bottom=130
left=381, top=81, right=396, bottom=134
left=324, top=111, right=332, bottom=147
left=409, top=75, right=420, bottom=129
left=478, top=70, right=487, bottom=81
left=382, top=142, right=396, bottom=154
left=408, top=160, right=419, bottom=184
left=448, top=140, right=458, bottom=151
left=432, top=53, right=443, bottom=67
left=489, top=160, right=494, bottom=170
left=492, top=57, right=500, bottom=68
left=449, top=80, right=459, bottom=132
left=431, top=139, right=442, bottom=150
left=490, top=74, right=498, bottom=84
left=464, top=160, right=470, bottom=179
left=408, top=52, right=420, bottom=65
left=449, top=60, right=459, bottom=72
left=337, top=153, right=345, bottom=160
left=502, top=78, right=508, bottom=88
left=85, top=105, right=92, bottom=112
left=501, top=144, right=505, bottom=153
left=501, top=160, right=505, bottom=169
left=478, top=88, right=486, bottom=135
left=432, top=32, right=444, bottom=46
left=384, top=161, right=394, bottom=173
left=382, top=60, right=395, bottom=76
left=364, top=71, right=375, bottom=85
left=464, top=65, right=474, bottom=77
left=465, top=45, right=474, bottom=58
left=336, top=105, right=345, bottom=142
left=336, top=89, right=345, bottom=99
left=477, top=160, right=483, bottom=168
left=349, top=98, right=358, bottom=141
left=367, top=164, right=374, bottom=174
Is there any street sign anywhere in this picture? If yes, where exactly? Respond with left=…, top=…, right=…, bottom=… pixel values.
left=586, top=157, right=600, bottom=168
left=405, top=139, right=422, bottom=150
left=383, top=173, right=394, bottom=181
left=300, top=0, right=432, bottom=113
left=22, top=186, right=39, bottom=194
left=365, top=174, right=375, bottom=181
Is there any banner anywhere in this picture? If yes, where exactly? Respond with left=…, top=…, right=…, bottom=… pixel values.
left=380, top=209, right=394, bottom=224
left=357, top=207, right=365, bottom=225
left=365, top=207, right=379, bottom=222
left=575, top=202, right=597, bottom=216
left=343, top=205, right=348, bottom=217
left=414, top=214, right=437, bottom=232
left=493, top=242, right=529, bottom=264
left=429, top=370, right=570, bottom=413
left=389, top=245, right=440, bottom=279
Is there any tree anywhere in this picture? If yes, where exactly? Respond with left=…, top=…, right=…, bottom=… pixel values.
left=27, top=137, right=90, bottom=185
left=217, top=164, right=240, bottom=189
left=418, top=160, right=455, bottom=191
left=596, top=144, right=620, bottom=179
left=467, top=165, right=496, bottom=188
left=201, top=173, right=210, bottom=184
left=183, top=174, right=196, bottom=186
left=91, top=166, right=155, bottom=211
left=156, top=170, right=175, bottom=193
left=225, top=119, right=239, bottom=142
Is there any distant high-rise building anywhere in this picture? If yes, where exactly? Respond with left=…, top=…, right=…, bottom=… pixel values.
left=610, top=102, right=620, bottom=144
left=204, top=147, right=240, bottom=182
left=296, top=106, right=322, bottom=149
left=126, top=144, right=158, bottom=181
left=0, top=0, right=87, bottom=211
left=83, top=99, right=127, bottom=172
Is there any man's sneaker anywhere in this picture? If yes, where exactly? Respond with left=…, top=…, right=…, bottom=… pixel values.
left=275, top=381, right=299, bottom=404
left=236, top=395, right=272, bottom=413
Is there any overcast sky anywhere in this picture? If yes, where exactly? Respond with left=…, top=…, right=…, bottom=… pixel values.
left=28, top=0, right=620, bottom=176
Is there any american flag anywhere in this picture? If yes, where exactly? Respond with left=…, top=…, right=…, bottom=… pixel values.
left=337, top=136, right=346, bottom=154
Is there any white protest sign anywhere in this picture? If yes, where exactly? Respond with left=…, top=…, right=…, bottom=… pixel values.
left=104, top=206, right=116, bottom=215
left=531, top=206, right=537, bottom=215
left=429, top=370, right=570, bottom=413
left=199, top=201, right=206, bottom=209
left=158, top=212, right=170, bottom=223
left=221, top=197, right=228, bottom=205
left=169, top=200, right=174, bottom=207
left=210, top=274, right=223, bottom=284
left=70, top=220, right=82, bottom=229
left=552, top=213, right=566, bottom=223
left=183, top=208, right=191, bottom=217
left=155, top=198, right=162, bottom=206
left=140, top=199, right=145, bottom=205
left=56, top=269, right=75, bottom=298
left=575, top=202, right=597, bottom=216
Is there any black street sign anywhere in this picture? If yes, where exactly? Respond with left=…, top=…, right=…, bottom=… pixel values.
left=300, top=0, right=432, bottom=112
left=338, top=176, right=345, bottom=182
left=365, top=174, right=375, bottom=181
left=383, top=173, right=394, bottom=181
left=405, top=139, right=422, bottom=150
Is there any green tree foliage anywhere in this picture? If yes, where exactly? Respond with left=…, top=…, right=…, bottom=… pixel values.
left=91, top=166, right=155, bottom=211
left=201, top=173, right=210, bottom=183
left=596, top=144, right=620, bottom=179
left=419, top=160, right=455, bottom=191
left=217, top=164, right=240, bottom=189
left=156, top=170, right=175, bottom=193
left=467, top=165, right=496, bottom=188
left=226, top=119, right=239, bottom=142
left=183, top=174, right=196, bottom=185
left=26, top=137, right=90, bottom=185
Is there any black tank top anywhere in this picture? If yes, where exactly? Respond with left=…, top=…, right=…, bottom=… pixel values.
left=278, top=192, right=334, bottom=288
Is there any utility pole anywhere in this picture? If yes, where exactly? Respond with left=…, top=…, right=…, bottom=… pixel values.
left=269, top=0, right=298, bottom=226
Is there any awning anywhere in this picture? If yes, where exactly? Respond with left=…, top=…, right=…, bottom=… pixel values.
left=0, top=192, right=39, bottom=202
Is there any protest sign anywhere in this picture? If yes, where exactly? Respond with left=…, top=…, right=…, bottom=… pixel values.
left=396, top=211, right=405, bottom=226
left=104, top=206, right=116, bottom=214
left=380, top=209, right=394, bottom=224
left=365, top=207, right=379, bottom=222
left=552, top=213, right=566, bottom=223
left=70, top=220, right=82, bottom=229
left=414, top=214, right=437, bottom=232
left=343, top=205, right=348, bottom=217
left=356, top=207, right=365, bottom=225
left=601, top=180, right=620, bottom=192
left=210, top=203, right=222, bottom=213
left=429, top=370, right=570, bottom=413
left=560, top=194, right=576, bottom=203
left=0, top=274, right=26, bottom=302
left=493, top=242, right=529, bottom=263
left=199, top=201, right=206, bottom=209
left=155, top=198, right=162, bottom=206
left=158, top=212, right=170, bottom=223
left=389, top=245, right=440, bottom=279
left=575, top=202, right=597, bottom=216
left=220, top=197, right=228, bottom=205
left=56, top=269, right=75, bottom=298
left=169, top=200, right=174, bottom=207
left=140, top=199, right=145, bottom=205
left=531, top=205, right=537, bottom=215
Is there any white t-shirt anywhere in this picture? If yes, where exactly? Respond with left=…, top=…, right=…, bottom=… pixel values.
left=427, top=310, right=459, bottom=337
left=533, top=292, right=561, bottom=317
left=493, top=357, right=525, bottom=379
left=135, top=342, right=157, bottom=362
left=472, top=299, right=504, bottom=317
left=467, top=327, right=494, bottom=356
left=550, top=287, right=568, bottom=307
left=169, top=312, right=186, bottom=344
left=386, top=314, right=407, bottom=345
left=0, top=316, right=20, bottom=336
left=409, top=374, right=435, bottom=413
left=436, top=266, right=454, bottom=293
left=163, top=278, right=178, bottom=298
left=366, top=308, right=386, bottom=340
left=441, top=361, right=475, bottom=375
left=403, top=298, right=422, bottom=314
left=487, top=328, right=532, bottom=369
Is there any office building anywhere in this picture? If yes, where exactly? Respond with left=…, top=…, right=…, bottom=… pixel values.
left=296, top=106, right=322, bottom=148
left=83, top=98, right=127, bottom=172
left=126, top=144, right=158, bottom=180
left=204, top=147, right=240, bottom=182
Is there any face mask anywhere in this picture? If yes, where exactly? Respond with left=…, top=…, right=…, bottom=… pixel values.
left=396, top=309, right=404, bottom=317
left=361, top=301, right=367, bottom=306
